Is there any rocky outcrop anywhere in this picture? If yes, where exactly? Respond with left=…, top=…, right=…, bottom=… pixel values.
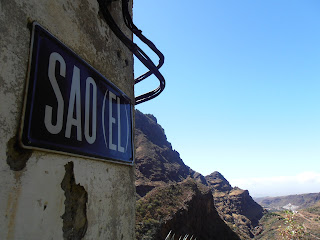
left=206, top=171, right=233, bottom=192
left=135, top=110, right=193, bottom=197
left=136, top=179, right=240, bottom=240
left=135, top=111, right=171, bottom=149
left=205, top=173, right=265, bottom=239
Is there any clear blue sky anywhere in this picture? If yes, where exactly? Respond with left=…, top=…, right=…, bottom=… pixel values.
left=133, top=0, right=320, bottom=197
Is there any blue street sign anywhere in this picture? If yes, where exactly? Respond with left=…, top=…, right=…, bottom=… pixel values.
left=20, top=22, right=134, bottom=164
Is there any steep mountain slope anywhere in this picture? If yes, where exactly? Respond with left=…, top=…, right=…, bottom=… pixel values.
left=136, top=179, right=240, bottom=240
left=135, top=110, right=194, bottom=197
left=134, top=110, right=264, bottom=239
left=205, top=172, right=265, bottom=239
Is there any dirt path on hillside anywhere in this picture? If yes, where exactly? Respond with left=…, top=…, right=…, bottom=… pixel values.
left=298, top=212, right=320, bottom=239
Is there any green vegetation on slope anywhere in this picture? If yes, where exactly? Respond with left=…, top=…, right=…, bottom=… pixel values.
left=255, top=206, right=320, bottom=240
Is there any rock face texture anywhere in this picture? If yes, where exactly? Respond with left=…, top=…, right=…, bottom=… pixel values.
left=206, top=171, right=233, bottom=192
left=136, top=179, right=240, bottom=240
left=135, top=110, right=264, bottom=239
left=135, top=110, right=193, bottom=197
left=205, top=172, right=265, bottom=238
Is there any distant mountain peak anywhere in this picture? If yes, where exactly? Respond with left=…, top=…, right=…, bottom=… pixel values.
left=145, top=113, right=157, bottom=123
left=205, top=171, right=233, bottom=192
left=135, top=110, right=171, bottom=148
left=208, top=171, right=228, bottom=179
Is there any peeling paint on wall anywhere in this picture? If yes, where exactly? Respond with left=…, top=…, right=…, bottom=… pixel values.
left=61, top=162, right=88, bottom=240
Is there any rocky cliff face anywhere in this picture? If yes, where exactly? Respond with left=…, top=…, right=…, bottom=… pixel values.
left=135, top=110, right=194, bottom=197
left=206, top=171, right=233, bottom=192
left=136, top=179, right=240, bottom=240
left=205, top=172, right=264, bottom=238
left=135, top=110, right=264, bottom=239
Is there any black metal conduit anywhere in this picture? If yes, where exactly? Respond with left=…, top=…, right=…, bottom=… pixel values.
left=97, top=0, right=165, bottom=105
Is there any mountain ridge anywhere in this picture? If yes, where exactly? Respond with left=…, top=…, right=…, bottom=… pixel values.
left=134, top=110, right=264, bottom=239
left=255, top=192, right=320, bottom=211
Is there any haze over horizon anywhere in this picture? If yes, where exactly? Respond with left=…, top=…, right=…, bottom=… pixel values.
left=133, top=0, right=320, bottom=198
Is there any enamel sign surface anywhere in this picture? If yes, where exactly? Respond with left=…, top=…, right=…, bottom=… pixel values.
left=20, top=23, right=133, bottom=164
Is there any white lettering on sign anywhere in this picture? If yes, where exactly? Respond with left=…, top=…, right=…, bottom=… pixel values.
left=117, top=96, right=125, bottom=153
left=84, top=77, right=97, bottom=144
left=108, top=91, right=125, bottom=152
left=65, top=66, right=82, bottom=141
left=45, top=52, right=65, bottom=134
left=109, top=91, right=117, bottom=151
left=44, top=52, right=126, bottom=153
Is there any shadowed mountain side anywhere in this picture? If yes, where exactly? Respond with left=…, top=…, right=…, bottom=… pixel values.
left=135, top=110, right=195, bottom=197
left=135, top=111, right=171, bottom=148
left=136, top=179, right=240, bottom=240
